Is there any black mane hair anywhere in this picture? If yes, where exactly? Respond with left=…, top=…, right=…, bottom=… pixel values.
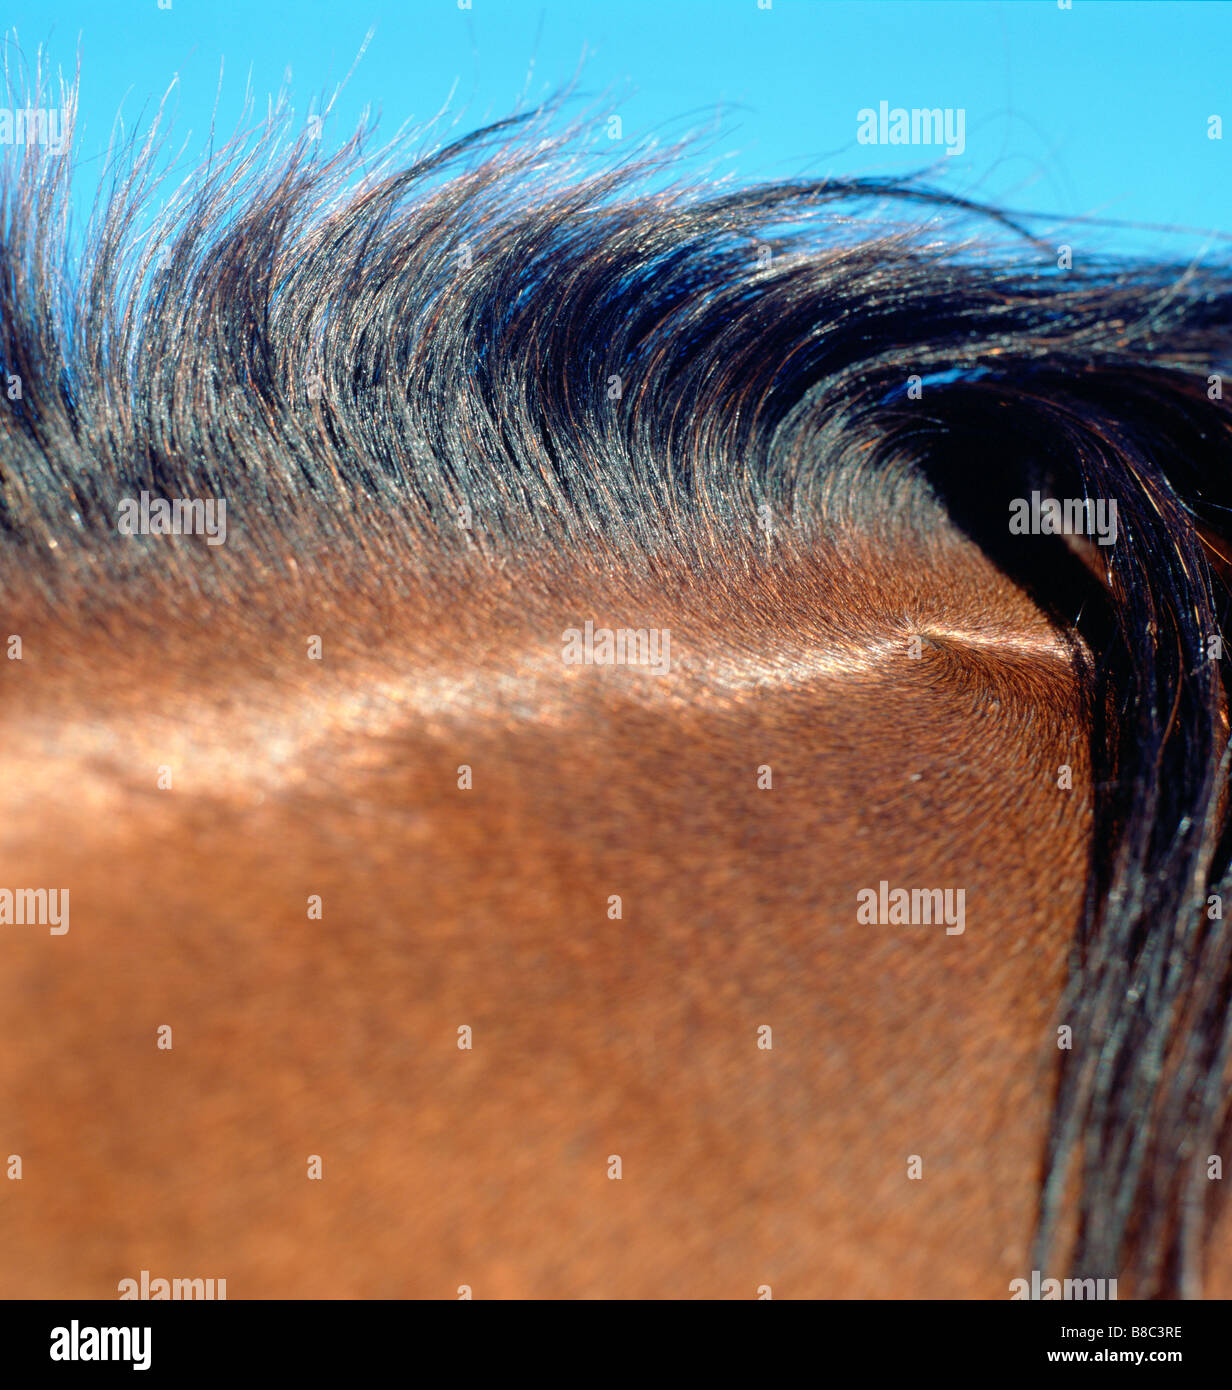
left=3, top=76, right=1232, bottom=1297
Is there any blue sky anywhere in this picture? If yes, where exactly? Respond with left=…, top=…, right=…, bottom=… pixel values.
left=13, top=0, right=1232, bottom=256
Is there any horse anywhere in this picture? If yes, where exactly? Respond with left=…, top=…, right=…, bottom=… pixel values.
left=2, top=87, right=1231, bottom=1299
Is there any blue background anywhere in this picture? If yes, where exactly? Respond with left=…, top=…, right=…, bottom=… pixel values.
left=13, top=0, right=1232, bottom=255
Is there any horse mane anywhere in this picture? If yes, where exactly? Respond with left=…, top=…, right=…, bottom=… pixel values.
left=3, top=75, right=1232, bottom=1297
